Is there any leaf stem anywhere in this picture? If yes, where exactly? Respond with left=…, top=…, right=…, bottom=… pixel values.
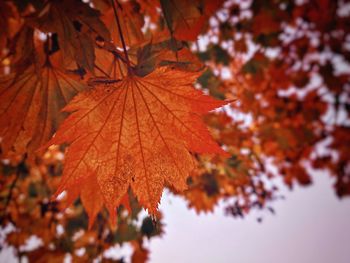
left=110, top=0, right=132, bottom=72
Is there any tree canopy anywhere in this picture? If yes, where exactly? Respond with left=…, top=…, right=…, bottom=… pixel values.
left=0, top=0, right=349, bottom=262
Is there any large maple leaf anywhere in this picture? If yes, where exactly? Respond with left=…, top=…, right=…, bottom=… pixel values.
left=47, top=67, right=227, bottom=224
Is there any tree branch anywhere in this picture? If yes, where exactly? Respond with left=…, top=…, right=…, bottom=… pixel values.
left=110, top=0, right=132, bottom=72
left=1, top=169, right=21, bottom=218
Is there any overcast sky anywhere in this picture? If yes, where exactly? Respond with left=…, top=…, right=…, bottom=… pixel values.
left=148, top=172, right=350, bottom=263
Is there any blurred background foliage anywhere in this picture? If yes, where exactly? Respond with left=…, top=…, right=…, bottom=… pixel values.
left=1, top=0, right=349, bottom=262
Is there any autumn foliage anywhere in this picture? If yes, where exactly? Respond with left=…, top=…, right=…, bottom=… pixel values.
left=0, top=0, right=349, bottom=262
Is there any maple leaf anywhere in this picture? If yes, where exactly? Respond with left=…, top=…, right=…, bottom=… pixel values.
left=134, top=41, right=203, bottom=76
left=102, top=1, right=144, bottom=47
left=0, top=61, right=87, bottom=157
left=161, top=0, right=224, bottom=41
left=32, top=0, right=110, bottom=71
left=47, top=67, right=227, bottom=224
left=95, top=38, right=202, bottom=79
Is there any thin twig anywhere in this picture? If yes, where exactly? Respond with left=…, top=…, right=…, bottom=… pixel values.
left=96, top=42, right=130, bottom=67
left=110, top=0, right=131, bottom=71
left=2, top=170, right=21, bottom=217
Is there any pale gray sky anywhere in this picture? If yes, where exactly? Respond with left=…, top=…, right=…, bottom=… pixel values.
left=148, top=173, right=350, bottom=263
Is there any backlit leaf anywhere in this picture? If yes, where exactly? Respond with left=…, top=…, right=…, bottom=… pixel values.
left=0, top=61, right=87, bottom=157
left=47, top=68, right=227, bottom=225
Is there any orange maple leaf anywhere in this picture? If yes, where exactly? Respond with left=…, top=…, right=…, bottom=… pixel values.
left=47, top=67, right=227, bottom=225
